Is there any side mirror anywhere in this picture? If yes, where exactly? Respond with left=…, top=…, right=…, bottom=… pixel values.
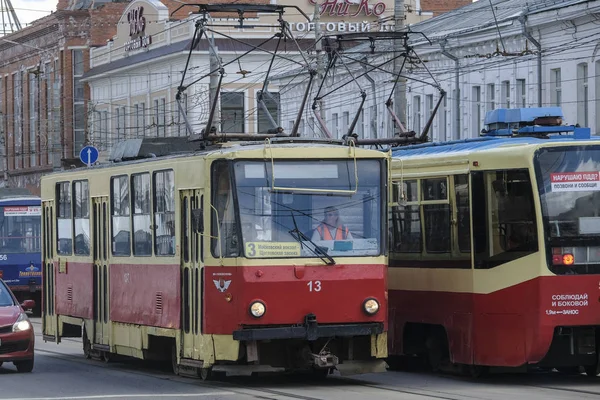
left=191, top=209, right=204, bottom=233
left=21, top=299, right=35, bottom=309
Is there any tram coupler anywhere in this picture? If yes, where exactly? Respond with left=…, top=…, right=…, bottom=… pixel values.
left=311, top=351, right=339, bottom=368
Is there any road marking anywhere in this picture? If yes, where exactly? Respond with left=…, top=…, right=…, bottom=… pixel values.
left=1, top=393, right=235, bottom=400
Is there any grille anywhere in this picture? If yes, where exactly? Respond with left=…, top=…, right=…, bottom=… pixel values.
left=0, top=339, right=29, bottom=354
left=155, top=292, right=163, bottom=314
left=67, top=285, right=73, bottom=303
left=0, top=325, right=11, bottom=334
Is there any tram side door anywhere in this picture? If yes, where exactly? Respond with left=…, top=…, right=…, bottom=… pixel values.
left=180, top=189, right=204, bottom=361
left=42, top=200, right=57, bottom=340
left=92, top=196, right=110, bottom=347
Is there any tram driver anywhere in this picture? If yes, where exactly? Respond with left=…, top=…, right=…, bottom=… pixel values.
left=311, top=206, right=354, bottom=242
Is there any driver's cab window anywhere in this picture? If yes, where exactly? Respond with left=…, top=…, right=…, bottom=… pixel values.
left=211, top=161, right=239, bottom=257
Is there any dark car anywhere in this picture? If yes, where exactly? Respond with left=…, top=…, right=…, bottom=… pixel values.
left=0, top=278, right=34, bottom=372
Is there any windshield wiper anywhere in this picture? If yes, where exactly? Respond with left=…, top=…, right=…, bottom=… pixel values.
left=289, top=211, right=335, bottom=265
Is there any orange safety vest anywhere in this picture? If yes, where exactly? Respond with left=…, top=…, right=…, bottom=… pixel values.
left=316, top=224, right=349, bottom=240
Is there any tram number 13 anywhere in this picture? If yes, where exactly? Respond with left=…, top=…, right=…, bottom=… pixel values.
left=307, top=280, right=322, bottom=292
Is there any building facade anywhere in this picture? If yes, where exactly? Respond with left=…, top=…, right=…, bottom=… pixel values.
left=0, top=0, right=127, bottom=194
left=276, top=0, right=600, bottom=142
left=404, top=0, right=600, bottom=141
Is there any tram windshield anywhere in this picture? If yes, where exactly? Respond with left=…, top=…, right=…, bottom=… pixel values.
left=0, top=205, right=41, bottom=253
left=218, top=159, right=383, bottom=259
left=535, top=145, right=600, bottom=240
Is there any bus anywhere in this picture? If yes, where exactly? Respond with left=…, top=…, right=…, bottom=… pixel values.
left=41, top=136, right=390, bottom=379
left=0, top=188, right=41, bottom=314
left=388, top=107, right=600, bottom=377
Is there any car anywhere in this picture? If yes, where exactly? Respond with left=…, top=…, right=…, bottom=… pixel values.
left=0, top=278, right=35, bottom=372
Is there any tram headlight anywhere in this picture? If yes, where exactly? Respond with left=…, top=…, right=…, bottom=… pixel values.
left=12, top=313, right=31, bottom=332
left=363, top=298, right=380, bottom=315
left=249, top=301, right=266, bottom=318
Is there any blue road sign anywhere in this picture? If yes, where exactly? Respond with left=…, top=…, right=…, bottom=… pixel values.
left=79, top=145, right=99, bottom=167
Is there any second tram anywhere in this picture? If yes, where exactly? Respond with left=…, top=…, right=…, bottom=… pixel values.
left=41, top=137, right=389, bottom=378
left=0, top=188, right=42, bottom=313
left=388, top=107, right=600, bottom=376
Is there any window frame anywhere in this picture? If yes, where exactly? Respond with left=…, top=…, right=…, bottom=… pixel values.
left=56, top=181, right=73, bottom=255
left=131, top=172, right=152, bottom=257
left=152, top=169, right=175, bottom=257
left=110, top=174, right=131, bottom=257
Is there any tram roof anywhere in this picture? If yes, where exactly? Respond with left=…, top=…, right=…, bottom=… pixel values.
left=390, top=135, right=600, bottom=159
left=45, top=138, right=389, bottom=178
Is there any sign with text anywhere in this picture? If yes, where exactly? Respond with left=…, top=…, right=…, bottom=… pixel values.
left=550, top=171, right=600, bottom=192
left=125, top=6, right=152, bottom=52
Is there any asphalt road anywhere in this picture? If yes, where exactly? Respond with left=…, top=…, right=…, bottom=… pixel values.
left=1, top=319, right=599, bottom=400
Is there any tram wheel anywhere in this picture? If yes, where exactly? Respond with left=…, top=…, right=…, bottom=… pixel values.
left=464, top=365, right=489, bottom=379
left=425, top=335, right=443, bottom=372
left=102, top=351, right=111, bottom=363
left=198, top=367, right=213, bottom=381
left=171, top=346, right=179, bottom=376
left=82, top=332, right=92, bottom=360
left=584, top=365, right=598, bottom=377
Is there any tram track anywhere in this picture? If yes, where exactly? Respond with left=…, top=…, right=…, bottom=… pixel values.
left=32, top=322, right=600, bottom=400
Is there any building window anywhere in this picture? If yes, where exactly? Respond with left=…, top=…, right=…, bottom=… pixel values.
left=256, top=91, right=279, bottom=133
left=154, top=98, right=166, bottom=137
left=331, top=113, right=339, bottom=138
left=115, top=106, right=126, bottom=142
left=13, top=72, right=22, bottom=169
left=134, top=103, right=146, bottom=138
left=472, top=86, right=481, bottom=136
left=342, top=111, right=350, bottom=136
left=357, top=109, right=364, bottom=138
left=29, top=73, right=38, bottom=167
left=501, top=80, right=510, bottom=108
left=73, top=180, right=90, bottom=255
left=111, top=175, right=131, bottom=256
left=221, top=92, right=244, bottom=133
left=516, top=79, right=526, bottom=108
left=425, top=94, right=433, bottom=136
left=176, top=95, right=187, bottom=136
left=72, top=49, right=85, bottom=156
left=412, top=95, right=421, bottom=134
left=438, top=94, right=446, bottom=141
left=486, top=83, right=495, bottom=112
left=550, top=68, right=561, bottom=107
left=577, top=63, right=588, bottom=127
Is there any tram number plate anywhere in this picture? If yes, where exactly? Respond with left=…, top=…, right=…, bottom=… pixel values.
left=307, top=280, right=322, bottom=292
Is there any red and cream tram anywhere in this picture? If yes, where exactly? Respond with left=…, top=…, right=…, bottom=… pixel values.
left=41, top=137, right=389, bottom=379
left=388, top=108, right=600, bottom=376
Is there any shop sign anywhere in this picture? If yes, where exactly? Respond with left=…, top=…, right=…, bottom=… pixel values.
left=125, top=6, right=152, bottom=52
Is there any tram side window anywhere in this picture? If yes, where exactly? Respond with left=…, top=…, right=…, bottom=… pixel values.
left=455, top=175, right=471, bottom=253
left=56, top=181, right=72, bottom=255
left=211, top=161, right=239, bottom=257
left=153, top=170, right=175, bottom=256
left=111, top=175, right=131, bottom=256
left=73, top=180, right=90, bottom=255
left=422, top=178, right=451, bottom=253
left=132, top=173, right=152, bottom=256
left=473, top=169, right=538, bottom=269
left=391, top=180, right=421, bottom=253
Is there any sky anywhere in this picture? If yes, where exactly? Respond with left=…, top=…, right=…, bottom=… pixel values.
left=8, top=0, right=55, bottom=28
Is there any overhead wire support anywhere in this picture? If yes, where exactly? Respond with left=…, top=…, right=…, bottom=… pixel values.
left=171, top=3, right=311, bottom=142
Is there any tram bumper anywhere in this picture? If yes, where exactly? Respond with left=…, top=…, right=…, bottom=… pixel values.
left=232, top=313, right=384, bottom=341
